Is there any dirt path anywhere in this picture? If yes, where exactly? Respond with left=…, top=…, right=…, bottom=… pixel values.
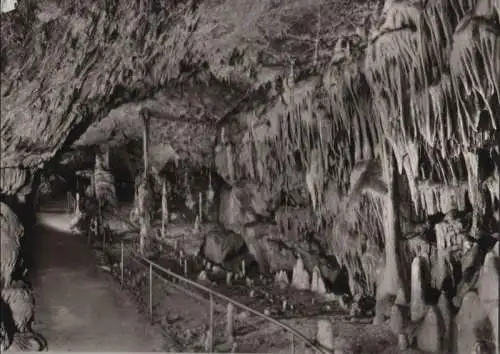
left=29, top=211, right=176, bottom=352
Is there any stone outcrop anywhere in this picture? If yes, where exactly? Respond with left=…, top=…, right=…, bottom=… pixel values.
left=1, top=283, right=34, bottom=332
left=0, top=202, right=24, bottom=289
left=201, top=231, right=245, bottom=265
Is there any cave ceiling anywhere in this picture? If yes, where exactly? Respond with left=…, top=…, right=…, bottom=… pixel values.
left=0, top=0, right=379, bottom=182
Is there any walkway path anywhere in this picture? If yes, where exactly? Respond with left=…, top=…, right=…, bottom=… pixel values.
left=29, top=211, right=175, bottom=351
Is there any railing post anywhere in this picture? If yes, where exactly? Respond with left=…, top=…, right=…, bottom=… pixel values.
left=209, top=293, right=214, bottom=352
left=226, top=302, right=234, bottom=342
left=149, top=263, right=153, bottom=322
left=120, top=241, right=124, bottom=285
left=290, top=333, right=295, bottom=354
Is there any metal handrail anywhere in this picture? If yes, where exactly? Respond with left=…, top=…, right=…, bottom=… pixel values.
left=131, top=252, right=327, bottom=354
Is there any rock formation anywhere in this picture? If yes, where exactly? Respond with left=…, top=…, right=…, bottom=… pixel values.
left=291, top=257, right=310, bottom=291
left=1, top=0, right=499, bottom=351
left=0, top=202, right=23, bottom=289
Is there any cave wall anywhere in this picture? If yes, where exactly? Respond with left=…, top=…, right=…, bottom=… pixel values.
left=211, top=0, right=500, bottom=302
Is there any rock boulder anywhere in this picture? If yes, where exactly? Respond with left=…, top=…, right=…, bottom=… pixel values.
left=202, top=231, right=245, bottom=265
left=0, top=202, right=24, bottom=289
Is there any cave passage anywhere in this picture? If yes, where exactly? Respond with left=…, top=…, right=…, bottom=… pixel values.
left=28, top=200, right=170, bottom=351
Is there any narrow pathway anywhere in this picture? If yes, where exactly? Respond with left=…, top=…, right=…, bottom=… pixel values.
left=29, top=211, right=174, bottom=351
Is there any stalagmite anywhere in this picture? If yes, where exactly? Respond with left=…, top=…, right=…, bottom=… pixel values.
left=292, top=257, right=310, bottom=291
left=206, top=171, right=215, bottom=204
left=161, top=178, right=168, bottom=239
left=198, top=271, right=208, bottom=281
left=478, top=252, right=499, bottom=313
left=137, top=109, right=153, bottom=255
left=274, top=271, right=289, bottom=288
left=455, top=292, right=488, bottom=354
left=375, top=141, right=407, bottom=323
left=411, top=256, right=428, bottom=321
left=416, top=306, right=443, bottom=353
left=226, top=272, right=233, bottom=285
left=389, top=303, right=408, bottom=335
left=464, top=152, right=484, bottom=240
left=310, top=266, right=327, bottom=295
left=437, top=293, right=452, bottom=352
left=316, top=319, right=334, bottom=351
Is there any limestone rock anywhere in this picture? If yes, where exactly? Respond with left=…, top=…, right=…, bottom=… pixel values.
left=197, top=271, right=208, bottom=281
left=218, top=187, right=257, bottom=234
left=202, top=231, right=245, bottom=265
left=455, top=291, right=488, bottom=354
left=416, top=306, right=443, bottom=353
left=0, top=202, right=24, bottom=288
left=311, top=266, right=327, bottom=295
left=394, top=287, right=407, bottom=306
left=291, top=257, right=310, bottom=290
left=230, top=182, right=280, bottom=219
left=1, top=286, right=34, bottom=332
left=389, top=304, right=408, bottom=334
left=261, top=239, right=296, bottom=273
left=295, top=246, right=341, bottom=287
left=488, top=306, right=498, bottom=354
left=454, top=244, right=485, bottom=308
left=478, top=252, right=499, bottom=313
left=0, top=299, right=14, bottom=351
left=398, top=334, right=409, bottom=350
left=241, top=223, right=296, bottom=274
left=316, top=319, right=334, bottom=351
left=274, top=271, right=289, bottom=288
left=493, top=241, right=499, bottom=258
left=411, top=256, right=428, bottom=321
left=437, top=292, right=452, bottom=351
left=435, top=219, right=466, bottom=288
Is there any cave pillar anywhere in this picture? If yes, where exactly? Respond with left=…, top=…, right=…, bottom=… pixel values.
left=138, top=108, right=152, bottom=255
left=464, top=151, right=484, bottom=240
left=374, top=140, right=408, bottom=323
left=161, top=178, right=168, bottom=238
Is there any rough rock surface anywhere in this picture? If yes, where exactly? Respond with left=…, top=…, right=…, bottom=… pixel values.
left=0, top=298, right=15, bottom=351
left=1, top=285, right=34, bottom=332
left=477, top=252, right=499, bottom=314
left=219, top=187, right=257, bottom=235
left=0, top=202, right=24, bottom=288
left=454, top=292, right=489, bottom=354
left=437, top=292, right=452, bottom=352
left=201, top=231, right=245, bottom=265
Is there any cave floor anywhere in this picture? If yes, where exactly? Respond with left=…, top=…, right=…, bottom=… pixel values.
left=28, top=211, right=175, bottom=352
